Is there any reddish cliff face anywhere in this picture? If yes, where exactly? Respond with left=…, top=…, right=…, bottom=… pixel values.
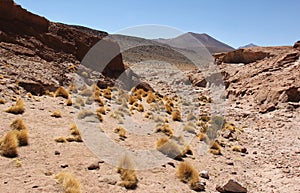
left=0, top=0, right=124, bottom=72
left=0, top=0, right=125, bottom=95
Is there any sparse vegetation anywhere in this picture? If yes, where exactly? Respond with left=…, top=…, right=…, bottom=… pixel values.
left=55, top=137, right=66, bottom=143
left=209, top=140, right=222, bottom=155
left=114, top=127, right=127, bottom=139
left=0, top=98, right=5, bottom=104
left=54, top=86, right=70, bottom=99
left=5, top=98, right=25, bottom=114
left=51, top=110, right=62, bottom=118
left=0, top=131, right=18, bottom=158
left=10, top=118, right=27, bottom=131
left=176, top=161, right=199, bottom=184
left=117, top=154, right=138, bottom=189
left=96, top=107, right=106, bottom=115
left=171, top=110, right=182, bottom=121
left=66, top=97, right=72, bottom=106
left=13, top=129, right=29, bottom=146
left=155, top=124, right=173, bottom=136
left=55, top=172, right=81, bottom=193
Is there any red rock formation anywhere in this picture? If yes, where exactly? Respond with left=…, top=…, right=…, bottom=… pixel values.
left=0, top=0, right=126, bottom=95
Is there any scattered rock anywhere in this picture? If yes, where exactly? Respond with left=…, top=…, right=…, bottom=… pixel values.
left=60, top=164, right=68, bottom=168
left=167, top=162, right=175, bottom=168
left=200, top=170, right=209, bottom=179
left=99, top=175, right=119, bottom=185
left=88, top=163, right=100, bottom=170
left=216, top=179, right=247, bottom=193
left=54, top=150, right=60, bottom=155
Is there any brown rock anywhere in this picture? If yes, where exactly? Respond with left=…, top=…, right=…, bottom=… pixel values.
left=293, top=40, right=300, bottom=50
left=216, top=179, right=247, bottom=193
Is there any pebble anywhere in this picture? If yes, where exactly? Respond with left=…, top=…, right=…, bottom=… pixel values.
left=200, top=170, right=209, bottom=179
left=60, top=164, right=68, bottom=168
left=87, top=163, right=100, bottom=170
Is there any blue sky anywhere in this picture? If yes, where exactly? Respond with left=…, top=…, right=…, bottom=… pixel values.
left=15, top=0, right=300, bottom=48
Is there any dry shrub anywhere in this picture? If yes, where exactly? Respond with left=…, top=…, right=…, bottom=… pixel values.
left=51, top=110, right=62, bottom=118
left=176, top=161, right=199, bottom=184
left=128, top=95, right=136, bottom=105
left=232, top=145, right=247, bottom=153
left=171, top=110, right=182, bottom=121
left=165, top=103, right=173, bottom=114
left=96, top=112, right=104, bottom=122
left=103, top=89, right=112, bottom=99
left=54, top=86, right=70, bottom=99
left=55, top=137, right=66, bottom=143
left=117, top=154, right=138, bottom=189
left=137, top=104, right=144, bottom=112
left=94, top=96, right=105, bottom=106
left=13, top=130, right=29, bottom=146
left=155, top=124, right=173, bottom=136
left=209, top=140, right=222, bottom=155
left=1, top=131, right=18, bottom=158
left=55, top=172, right=81, bottom=193
left=114, top=127, right=127, bottom=139
left=0, top=98, right=5, bottom=104
left=146, top=92, right=156, bottom=103
left=5, top=98, right=25, bottom=114
left=96, top=107, right=106, bottom=115
left=66, top=98, right=72, bottom=106
left=10, top=118, right=27, bottom=131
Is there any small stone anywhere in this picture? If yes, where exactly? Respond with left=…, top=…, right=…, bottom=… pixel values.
left=191, top=181, right=205, bottom=191
left=226, top=161, right=234, bottom=166
left=98, top=160, right=104, bottom=164
left=99, top=174, right=119, bottom=185
left=231, top=171, right=237, bottom=175
left=200, top=170, right=209, bottom=179
left=54, top=151, right=60, bottom=155
left=167, top=162, right=175, bottom=168
left=32, top=185, right=39, bottom=189
left=88, top=163, right=100, bottom=170
left=60, top=164, right=68, bottom=168
left=217, top=179, right=247, bottom=193
left=253, top=151, right=257, bottom=154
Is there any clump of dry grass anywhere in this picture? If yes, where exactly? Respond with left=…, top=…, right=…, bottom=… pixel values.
left=114, top=127, right=127, bottom=139
left=96, top=112, right=104, bottom=122
left=13, top=129, right=29, bottom=146
left=171, top=110, right=182, bottom=122
left=65, top=98, right=72, bottom=106
left=55, top=137, right=66, bottom=143
left=197, top=133, right=208, bottom=142
left=94, top=96, right=105, bottom=106
left=54, top=86, right=70, bottom=99
left=68, top=124, right=83, bottom=142
left=146, top=92, right=156, bottom=103
left=209, top=140, right=222, bottom=155
left=232, top=145, right=247, bottom=153
left=103, top=88, right=112, bottom=99
left=55, top=172, right=81, bottom=193
left=1, top=131, right=18, bottom=158
left=0, top=98, right=5, bottom=104
left=96, top=107, right=106, bottom=115
left=176, top=161, right=199, bottom=184
left=144, top=112, right=152, bottom=119
left=128, top=95, right=136, bottom=105
left=137, top=104, right=144, bottom=112
left=51, top=110, right=62, bottom=118
left=155, top=124, right=173, bottom=136
left=165, top=103, right=173, bottom=114
left=5, top=98, right=25, bottom=114
left=117, top=154, right=138, bottom=189
left=10, top=118, right=27, bottom=131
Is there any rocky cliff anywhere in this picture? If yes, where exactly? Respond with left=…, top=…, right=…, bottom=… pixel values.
left=0, top=0, right=125, bottom=96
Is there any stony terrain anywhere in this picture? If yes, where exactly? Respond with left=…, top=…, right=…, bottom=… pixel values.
left=0, top=1, right=300, bottom=193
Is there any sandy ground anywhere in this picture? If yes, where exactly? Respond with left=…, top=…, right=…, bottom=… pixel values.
left=0, top=64, right=299, bottom=193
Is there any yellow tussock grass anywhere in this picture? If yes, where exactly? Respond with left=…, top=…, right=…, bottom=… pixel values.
left=1, top=131, right=18, bottom=158
left=55, top=137, right=66, bottom=143
left=171, top=110, right=182, bottom=121
left=176, top=161, right=199, bottom=184
left=51, top=110, right=62, bottom=118
left=114, top=127, right=127, bottom=139
left=55, top=172, right=81, bottom=193
left=155, top=124, right=173, bottom=136
left=117, top=154, right=138, bottom=189
left=96, top=107, right=106, bottom=115
left=5, top=98, right=25, bottom=114
left=10, top=118, right=27, bottom=131
left=13, top=130, right=29, bottom=146
left=0, top=98, right=6, bottom=104
left=54, top=86, right=70, bottom=99
left=66, top=98, right=72, bottom=106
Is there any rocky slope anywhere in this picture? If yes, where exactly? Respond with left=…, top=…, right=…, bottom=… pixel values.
left=0, top=0, right=125, bottom=97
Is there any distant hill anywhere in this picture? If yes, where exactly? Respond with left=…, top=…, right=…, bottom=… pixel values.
left=154, top=32, right=235, bottom=54
left=239, top=43, right=258, bottom=49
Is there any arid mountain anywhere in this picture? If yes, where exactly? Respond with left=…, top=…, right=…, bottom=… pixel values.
left=238, top=43, right=258, bottom=49
left=155, top=32, right=235, bottom=54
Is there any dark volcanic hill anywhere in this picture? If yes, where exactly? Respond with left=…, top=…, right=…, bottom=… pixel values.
left=155, top=32, right=235, bottom=54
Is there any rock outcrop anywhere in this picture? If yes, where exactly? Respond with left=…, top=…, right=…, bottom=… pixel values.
left=0, top=0, right=126, bottom=96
